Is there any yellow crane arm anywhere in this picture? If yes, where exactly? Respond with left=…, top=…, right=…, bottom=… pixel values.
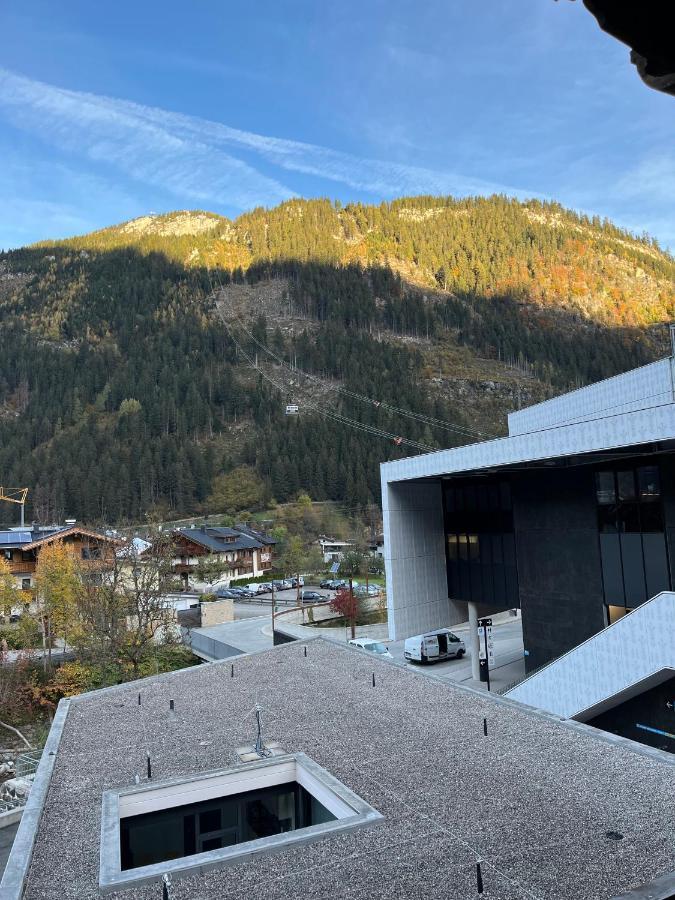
left=0, top=487, right=28, bottom=505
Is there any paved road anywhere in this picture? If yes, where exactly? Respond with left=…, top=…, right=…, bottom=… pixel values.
left=387, top=618, right=525, bottom=692
left=0, top=822, right=19, bottom=880
left=200, top=588, right=525, bottom=692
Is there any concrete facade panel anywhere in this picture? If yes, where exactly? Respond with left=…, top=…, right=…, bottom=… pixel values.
left=506, top=591, right=675, bottom=720
left=508, top=358, right=674, bottom=435
left=382, top=478, right=465, bottom=640
left=381, top=402, right=675, bottom=486
left=513, top=468, right=606, bottom=670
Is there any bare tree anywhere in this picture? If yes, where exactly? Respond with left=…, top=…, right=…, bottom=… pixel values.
left=75, top=531, right=180, bottom=675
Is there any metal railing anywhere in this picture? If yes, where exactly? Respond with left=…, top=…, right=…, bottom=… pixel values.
left=15, top=750, right=42, bottom=779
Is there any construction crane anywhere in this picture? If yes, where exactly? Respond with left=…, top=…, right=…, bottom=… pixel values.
left=0, top=487, right=28, bottom=527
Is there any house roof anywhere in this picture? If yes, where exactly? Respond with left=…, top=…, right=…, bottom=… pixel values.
left=175, top=525, right=276, bottom=553
left=0, top=525, right=116, bottom=551
left=7, top=639, right=675, bottom=900
left=22, top=525, right=118, bottom=551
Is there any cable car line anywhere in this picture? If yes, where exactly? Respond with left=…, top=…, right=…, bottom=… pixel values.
left=206, top=271, right=436, bottom=452
left=208, top=275, right=486, bottom=441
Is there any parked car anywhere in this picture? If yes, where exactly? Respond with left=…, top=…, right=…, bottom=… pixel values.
left=215, top=589, right=239, bottom=599
left=290, top=576, right=305, bottom=588
left=404, top=629, right=465, bottom=664
left=320, top=578, right=337, bottom=589
left=272, top=580, right=287, bottom=591
left=299, top=590, right=329, bottom=604
left=348, top=638, right=393, bottom=659
left=354, top=584, right=380, bottom=596
left=229, top=587, right=255, bottom=598
left=256, top=582, right=274, bottom=594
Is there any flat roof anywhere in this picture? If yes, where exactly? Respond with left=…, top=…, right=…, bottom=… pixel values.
left=8, top=640, right=675, bottom=899
left=381, top=402, right=675, bottom=485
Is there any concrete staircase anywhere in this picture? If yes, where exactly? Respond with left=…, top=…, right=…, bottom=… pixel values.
left=505, top=592, right=675, bottom=720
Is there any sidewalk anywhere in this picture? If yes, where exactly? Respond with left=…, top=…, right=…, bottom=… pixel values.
left=187, top=606, right=526, bottom=694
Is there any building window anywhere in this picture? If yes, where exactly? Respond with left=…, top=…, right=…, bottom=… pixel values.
left=596, top=464, right=669, bottom=609
left=3, top=549, right=12, bottom=561
left=100, top=754, right=382, bottom=892
left=81, top=546, right=102, bottom=560
left=21, top=578, right=31, bottom=591
left=596, top=467, right=663, bottom=533
left=21, top=551, right=32, bottom=562
left=443, top=478, right=518, bottom=607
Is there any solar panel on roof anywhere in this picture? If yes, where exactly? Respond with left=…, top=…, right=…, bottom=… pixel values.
left=0, top=531, right=31, bottom=544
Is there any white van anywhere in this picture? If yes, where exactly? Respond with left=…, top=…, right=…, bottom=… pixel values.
left=404, top=628, right=465, bottom=664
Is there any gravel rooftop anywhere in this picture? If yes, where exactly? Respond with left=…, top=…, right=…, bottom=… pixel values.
left=15, top=639, right=675, bottom=899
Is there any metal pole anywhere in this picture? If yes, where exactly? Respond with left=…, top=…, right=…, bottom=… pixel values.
left=271, top=580, right=275, bottom=639
left=468, top=602, right=480, bottom=681
left=483, top=625, right=491, bottom=692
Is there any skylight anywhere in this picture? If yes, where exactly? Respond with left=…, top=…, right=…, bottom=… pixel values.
left=99, top=753, right=382, bottom=892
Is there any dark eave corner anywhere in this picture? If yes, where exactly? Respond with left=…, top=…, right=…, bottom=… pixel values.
left=581, top=0, right=675, bottom=97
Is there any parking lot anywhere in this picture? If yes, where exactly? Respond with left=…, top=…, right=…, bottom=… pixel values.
left=226, top=582, right=383, bottom=616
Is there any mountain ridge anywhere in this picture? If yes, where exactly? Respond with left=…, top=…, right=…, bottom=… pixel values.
left=1, top=194, right=672, bottom=523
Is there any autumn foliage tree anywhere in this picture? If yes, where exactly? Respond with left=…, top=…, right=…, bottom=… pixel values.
left=34, top=540, right=81, bottom=669
left=0, top=555, right=19, bottom=620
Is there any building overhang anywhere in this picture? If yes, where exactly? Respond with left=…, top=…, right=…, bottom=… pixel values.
left=381, top=403, right=675, bottom=487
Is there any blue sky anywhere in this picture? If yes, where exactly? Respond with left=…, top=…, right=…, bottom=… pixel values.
left=1, top=0, right=674, bottom=250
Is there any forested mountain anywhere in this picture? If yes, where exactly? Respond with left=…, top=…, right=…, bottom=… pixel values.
left=1, top=195, right=673, bottom=525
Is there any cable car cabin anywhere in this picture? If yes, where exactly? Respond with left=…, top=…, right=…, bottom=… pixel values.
left=285, top=404, right=299, bottom=415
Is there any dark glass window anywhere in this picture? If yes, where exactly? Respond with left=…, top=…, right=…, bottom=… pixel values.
left=596, top=471, right=615, bottom=505
left=640, top=502, right=664, bottom=533
left=121, top=782, right=334, bottom=871
left=596, top=465, right=665, bottom=535
left=199, top=809, right=221, bottom=833
left=617, top=503, right=640, bottom=533
left=638, top=466, right=660, bottom=500
left=458, top=534, right=468, bottom=561
left=617, top=470, right=636, bottom=501
left=596, top=463, right=670, bottom=609
left=598, top=504, right=619, bottom=533
left=443, top=477, right=517, bottom=607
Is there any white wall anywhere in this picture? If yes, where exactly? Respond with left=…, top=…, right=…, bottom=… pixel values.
left=506, top=591, right=675, bottom=720
left=508, top=358, right=674, bottom=435
left=382, top=478, right=466, bottom=640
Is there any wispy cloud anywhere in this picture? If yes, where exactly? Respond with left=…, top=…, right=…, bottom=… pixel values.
left=0, top=68, right=294, bottom=211
left=0, top=67, right=535, bottom=216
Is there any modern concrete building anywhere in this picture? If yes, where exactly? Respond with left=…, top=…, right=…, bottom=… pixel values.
left=5, top=638, right=675, bottom=900
left=381, top=356, right=675, bottom=676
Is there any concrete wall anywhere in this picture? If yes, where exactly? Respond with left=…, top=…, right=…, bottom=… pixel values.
left=200, top=598, right=235, bottom=628
left=513, top=467, right=606, bottom=670
left=506, top=591, right=675, bottom=721
left=508, top=357, right=674, bottom=435
left=382, top=478, right=466, bottom=640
